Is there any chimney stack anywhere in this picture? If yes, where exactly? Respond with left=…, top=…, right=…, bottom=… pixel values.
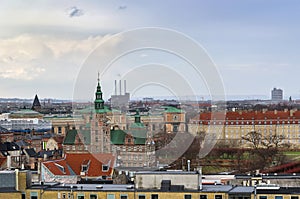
left=119, top=80, right=122, bottom=95
left=124, top=80, right=127, bottom=94
left=115, top=80, right=117, bottom=95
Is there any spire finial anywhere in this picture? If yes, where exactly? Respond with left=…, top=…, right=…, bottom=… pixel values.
left=97, top=71, right=100, bottom=83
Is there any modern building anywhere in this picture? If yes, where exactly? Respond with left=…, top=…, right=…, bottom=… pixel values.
left=271, top=88, right=283, bottom=101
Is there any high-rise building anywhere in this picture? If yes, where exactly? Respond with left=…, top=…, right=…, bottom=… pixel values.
left=271, top=87, right=283, bottom=101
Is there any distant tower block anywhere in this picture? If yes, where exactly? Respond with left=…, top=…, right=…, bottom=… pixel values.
left=271, top=88, right=283, bottom=101
left=111, top=80, right=130, bottom=111
left=32, top=94, right=41, bottom=112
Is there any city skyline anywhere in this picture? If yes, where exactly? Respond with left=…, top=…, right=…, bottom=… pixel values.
left=0, top=1, right=299, bottom=100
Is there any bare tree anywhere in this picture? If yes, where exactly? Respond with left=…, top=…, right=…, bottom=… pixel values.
left=242, top=131, right=262, bottom=149
left=241, top=130, right=287, bottom=171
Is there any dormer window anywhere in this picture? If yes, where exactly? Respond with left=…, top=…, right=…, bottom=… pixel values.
left=102, top=165, right=109, bottom=172
left=82, top=165, right=88, bottom=172
left=81, top=160, right=90, bottom=173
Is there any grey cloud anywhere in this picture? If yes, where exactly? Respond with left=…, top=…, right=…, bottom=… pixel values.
left=118, top=5, right=127, bottom=10
left=67, top=6, right=84, bottom=18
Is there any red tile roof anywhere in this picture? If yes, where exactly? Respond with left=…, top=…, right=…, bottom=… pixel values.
left=42, top=153, right=115, bottom=178
left=65, top=153, right=115, bottom=177
left=191, top=110, right=300, bottom=125
left=43, top=159, right=73, bottom=175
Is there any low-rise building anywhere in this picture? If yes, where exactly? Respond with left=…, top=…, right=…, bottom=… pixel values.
left=189, top=109, right=300, bottom=147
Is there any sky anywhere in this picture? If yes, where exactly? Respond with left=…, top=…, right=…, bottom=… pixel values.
left=0, top=0, right=299, bottom=100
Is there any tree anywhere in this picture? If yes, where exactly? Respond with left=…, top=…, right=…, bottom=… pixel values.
left=241, top=130, right=287, bottom=171
left=241, top=131, right=262, bottom=149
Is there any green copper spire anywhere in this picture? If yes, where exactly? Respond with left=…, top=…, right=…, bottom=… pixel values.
left=94, top=73, right=104, bottom=111
left=134, top=109, right=141, bottom=123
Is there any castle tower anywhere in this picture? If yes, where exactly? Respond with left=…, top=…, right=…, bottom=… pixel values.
left=90, top=75, right=111, bottom=153
left=94, top=74, right=104, bottom=112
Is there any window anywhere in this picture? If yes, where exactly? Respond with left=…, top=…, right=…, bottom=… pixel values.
left=138, top=195, right=146, bottom=199
left=22, top=193, right=26, bottom=199
left=77, top=193, right=85, bottom=199
left=82, top=165, right=88, bottom=172
left=259, top=196, right=267, bottom=199
left=173, top=115, right=178, bottom=121
left=185, top=195, right=192, bottom=199
left=107, top=194, right=115, bottom=199
left=90, top=194, right=97, bottom=199
left=275, top=196, right=283, bottom=199
left=102, top=165, right=109, bottom=171
left=30, top=192, right=38, bottom=199
left=120, top=194, right=128, bottom=199
left=200, top=195, right=207, bottom=199
left=151, top=194, right=159, bottom=199
left=173, top=125, right=179, bottom=132
left=215, top=195, right=222, bottom=199
left=291, top=196, right=299, bottom=199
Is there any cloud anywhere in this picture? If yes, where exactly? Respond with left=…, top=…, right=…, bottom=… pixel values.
left=118, top=5, right=127, bottom=10
left=0, top=34, right=123, bottom=82
left=67, top=6, right=84, bottom=18
left=0, top=65, right=45, bottom=80
left=0, top=35, right=86, bottom=80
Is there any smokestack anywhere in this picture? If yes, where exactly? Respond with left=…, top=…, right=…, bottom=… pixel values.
left=119, top=80, right=122, bottom=95
left=115, top=80, right=117, bottom=95
left=124, top=80, right=127, bottom=94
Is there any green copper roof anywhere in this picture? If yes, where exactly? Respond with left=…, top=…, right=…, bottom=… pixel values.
left=76, top=105, right=111, bottom=114
left=110, top=127, right=147, bottom=145
left=163, top=106, right=183, bottom=113
left=130, top=122, right=145, bottom=129
left=110, top=129, right=127, bottom=145
left=63, top=129, right=77, bottom=145
left=63, top=129, right=91, bottom=145
left=131, top=128, right=147, bottom=144
left=95, top=106, right=111, bottom=114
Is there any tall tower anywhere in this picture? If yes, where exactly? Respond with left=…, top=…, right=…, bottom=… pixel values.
left=94, top=74, right=104, bottom=112
left=91, top=74, right=111, bottom=153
